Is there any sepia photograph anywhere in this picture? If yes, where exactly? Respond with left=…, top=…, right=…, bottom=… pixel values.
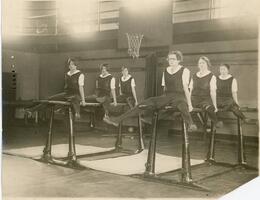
left=1, top=0, right=259, bottom=199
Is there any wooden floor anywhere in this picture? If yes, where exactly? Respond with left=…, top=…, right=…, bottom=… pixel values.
left=2, top=119, right=259, bottom=198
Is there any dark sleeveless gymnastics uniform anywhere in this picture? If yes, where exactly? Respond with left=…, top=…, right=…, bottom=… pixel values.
left=217, top=76, right=245, bottom=120
left=191, top=73, right=218, bottom=124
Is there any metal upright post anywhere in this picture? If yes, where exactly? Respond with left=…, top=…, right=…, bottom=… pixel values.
left=197, top=112, right=208, bottom=141
left=35, top=111, right=39, bottom=124
left=42, top=106, right=54, bottom=161
left=89, top=111, right=95, bottom=128
left=145, top=110, right=158, bottom=175
left=68, top=106, right=77, bottom=163
left=115, top=122, right=123, bottom=150
left=181, top=119, right=192, bottom=183
left=137, top=114, right=145, bottom=153
left=237, top=117, right=247, bottom=165
left=207, top=121, right=216, bottom=162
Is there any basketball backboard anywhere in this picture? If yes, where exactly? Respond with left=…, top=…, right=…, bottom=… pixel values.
left=118, top=0, right=173, bottom=49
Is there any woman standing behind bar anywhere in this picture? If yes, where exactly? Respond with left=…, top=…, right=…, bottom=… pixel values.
left=216, top=64, right=249, bottom=122
left=189, top=56, right=222, bottom=128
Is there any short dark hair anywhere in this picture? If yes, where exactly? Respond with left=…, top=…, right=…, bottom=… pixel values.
left=220, top=63, right=230, bottom=70
left=68, top=58, right=76, bottom=65
left=100, top=63, right=110, bottom=71
left=121, top=66, right=129, bottom=71
left=168, top=50, right=183, bottom=62
left=199, top=56, right=211, bottom=68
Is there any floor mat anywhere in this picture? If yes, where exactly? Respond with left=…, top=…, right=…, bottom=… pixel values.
left=79, top=150, right=203, bottom=175
left=3, top=144, right=114, bottom=159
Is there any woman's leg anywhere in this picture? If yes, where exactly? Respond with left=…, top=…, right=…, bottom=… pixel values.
left=204, top=105, right=218, bottom=126
left=67, top=95, right=81, bottom=117
left=177, top=102, right=195, bottom=126
left=105, top=95, right=173, bottom=125
left=48, top=92, right=67, bottom=100
left=27, top=92, right=67, bottom=112
left=230, top=103, right=246, bottom=120
left=193, top=96, right=220, bottom=127
left=218, top=97, right=247, bottom=121
left=101, top=96, right=112, bottom=116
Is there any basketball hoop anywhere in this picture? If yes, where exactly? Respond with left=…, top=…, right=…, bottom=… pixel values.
left=126, top=33, right=144, bottom=59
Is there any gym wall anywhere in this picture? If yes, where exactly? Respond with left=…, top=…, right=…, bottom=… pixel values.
left=2, top=50, right=40, bottom=100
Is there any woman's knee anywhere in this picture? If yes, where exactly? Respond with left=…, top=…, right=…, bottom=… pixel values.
left=205, top=105, right=215, bottom=113
left=177, top=102, right=188, bottom=111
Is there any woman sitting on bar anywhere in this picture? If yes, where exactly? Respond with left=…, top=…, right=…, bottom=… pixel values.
left=104, top=50, right=197, bottom=132
left=85, top=63, right=117, bottom=123
left=26, top=58, right=86, bottom=121
left=117, top=66, right=138, bottom=108
left=189, top=56, right=222, bottom=129
left=216, top=64, right=249, bottom=123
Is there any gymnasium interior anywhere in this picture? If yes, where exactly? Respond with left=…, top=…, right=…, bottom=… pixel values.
left=1, top=0, right=259, bottom=198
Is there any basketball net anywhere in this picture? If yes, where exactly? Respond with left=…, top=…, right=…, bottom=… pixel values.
left=126, top=33, right=144, bottom=59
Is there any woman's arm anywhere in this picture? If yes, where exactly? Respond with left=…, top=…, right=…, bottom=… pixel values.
left=232, top=92, right=239, bottom=105
left=232, top=78, right=239, bottom=105
left=111, top=89, right=117, bottom=105
left=78, top=74, right=86, bottom=105
left=210, top=76, right=218, bottom=112
left=184, top=85, right=193, bottom=111
left=161, top=71, right=167, bottom=93
left=119, top=82, right=122, bottom=95
left=79, top=86, right=86, bottom=104
left=111, top=77, right=117, bottom=106
left=182, top=69, right=193, bottom=111
left=132, top=87, right=138, bottom=106
left=130, top=78, right=138, bottom=105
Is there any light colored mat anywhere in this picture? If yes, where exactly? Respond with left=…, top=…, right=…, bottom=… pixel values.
left=79, top=150, right=203, bottom=175
left=3, top=144, right=114, bottom=159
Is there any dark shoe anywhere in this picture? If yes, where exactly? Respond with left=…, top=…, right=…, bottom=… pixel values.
left=103, top=116, right=119, bottom=127
left=188, top=124, right=198, bottom=132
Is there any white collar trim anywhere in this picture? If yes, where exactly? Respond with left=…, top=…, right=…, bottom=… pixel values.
left=100, top=73, right=111, bottom=78
left=196, top=70, right=211, bottom=78
left=67, top=70, right=80, bottom=76
left=121, top=74, right=132, bottom=81
left=219, top=74, right=232, bottom=80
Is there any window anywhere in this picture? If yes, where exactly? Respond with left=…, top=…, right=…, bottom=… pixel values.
left=2, top=0, right=24, bottom=36
left=172, top=0, right=212, bottom=23
left=212, top=0, right=259, bottom=19
left=3, top=0, right=258, bottom=36
left=172, top=0, right=259, bottom=23
left=3, top=0, right=121, bottom=36
left=57, top=0, right=99, bottom=34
